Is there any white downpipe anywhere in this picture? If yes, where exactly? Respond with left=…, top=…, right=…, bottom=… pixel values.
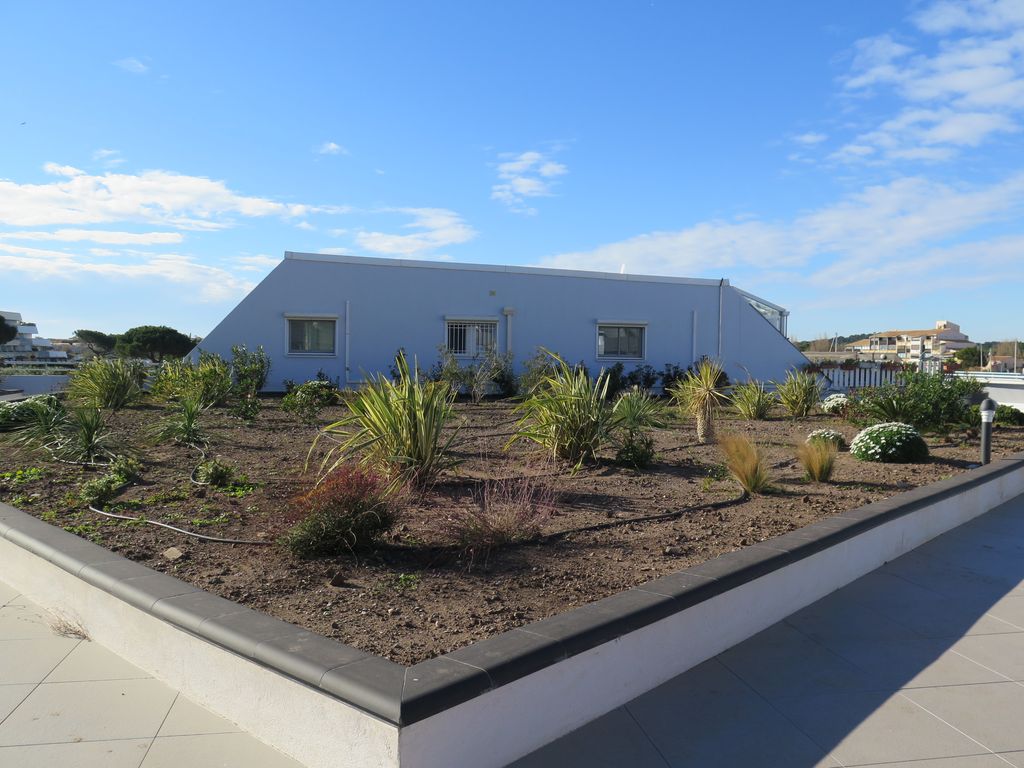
left=717, top=279, right=724, bottom=359
left=344, top=300, right=352, bottom=385
left=691, top=309, right=698, bottom=362
left=503, top=307, right=515, bottom=354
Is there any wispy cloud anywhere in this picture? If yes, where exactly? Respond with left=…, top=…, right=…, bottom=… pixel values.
left=92, top=148, right=125, bottom=167
left=0, top=163, right=346, bottom=229
left=113, top=57, right=149, bottom=74
left=792, top=132, right=828, bottom=145
left=0, top=229, right=183, bottom=245
left=355, top=208, right=477, bottom=256
left=234, top=254, right=281, bottom=272
left=318, top=141, right=349, bottom=155
left=491, top=150, right=568, bottom=214
left=831, top=1, right=1024, bottom=163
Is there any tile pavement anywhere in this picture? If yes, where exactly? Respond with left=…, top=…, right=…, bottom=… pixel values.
left=514, top=495, right=1024, bottom=767
left=0, top=580, right=304, bottom=768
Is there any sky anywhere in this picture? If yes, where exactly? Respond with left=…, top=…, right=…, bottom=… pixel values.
left=3, top=0, right=1024, bottom=343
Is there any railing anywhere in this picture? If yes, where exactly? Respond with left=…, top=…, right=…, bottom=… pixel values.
left=820, top=366, right=904, bottom=392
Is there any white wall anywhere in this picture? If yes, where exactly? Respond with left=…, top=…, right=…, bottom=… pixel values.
left=1, top=374, right=68, bottom=394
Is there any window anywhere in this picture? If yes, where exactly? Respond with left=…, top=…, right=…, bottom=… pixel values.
left=287, top=318, right=336, bottom=355
left=446, top=320, right=497, bottom=357
left=598, top=324, right=645, bottom=359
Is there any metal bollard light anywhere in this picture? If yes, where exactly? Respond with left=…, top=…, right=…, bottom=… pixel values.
left=980, top=397, right=997, bottom=465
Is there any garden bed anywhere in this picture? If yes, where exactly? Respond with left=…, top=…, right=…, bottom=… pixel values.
left=2, top=397, right=1022, bottom=665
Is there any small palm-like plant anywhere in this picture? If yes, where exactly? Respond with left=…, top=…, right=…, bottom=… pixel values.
left=774, top=371, right=824, bottom=419
left=151, top=397, right=208, bottom=448
left=731, top=380, right=777, bottom=420
left=668, top=359, right=729, bottom=444
left=509, top=353, right=612, bottom=468
left=312, top=352, right=460, bottom=487
left=67, top=358, right=145, bottom=409
left=797, top=440, right=837, bottom=483
left=611, top=387, right=666, bottom=468
left=720, top=435, right=772, bottom=496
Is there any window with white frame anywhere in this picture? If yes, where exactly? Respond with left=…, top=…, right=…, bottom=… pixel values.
left=597, top=324, right=645, bottom=359
left=446, top=319, right=497, bottom=357
left=287, top=317, right=336, bottom=355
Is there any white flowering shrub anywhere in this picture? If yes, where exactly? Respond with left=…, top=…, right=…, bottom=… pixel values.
left=850, top=422, right=929, bottom=463
left=806, top=428, right=846, bottom=448
left=820, top=393, right=849, bottom=415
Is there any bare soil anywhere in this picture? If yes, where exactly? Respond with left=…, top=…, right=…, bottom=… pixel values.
left=2, top=398, right=1021, bottom=665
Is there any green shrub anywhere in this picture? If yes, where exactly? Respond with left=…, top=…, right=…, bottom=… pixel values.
left=854, top=373, right=980, bottom=432
left=806, top=428, right=846, bottom=448
left=611, top=387, right=666, bottom=468
left=850, top=422, right=929, bottom=463
left=720, top=435, right=772, bottom=495
left=282, top=380, right=340, bottom=424
left=968, top=403, right=1024, bottom=427
left=79, top=474, right=125, bottom=507
left=604, top=362, right=627, bottom=400
left=731, top=381, right=777, bottom=420
left=774, top=371, right=823, bottom=419
left=667, top=359, right=729, bottom=444
left=430, top=347, right=515, bottom=403
left=312, top=352, right=459, bottom=487
left=67, top=358, right=145, bottom=409
left=624, top=364, right=660, bottom=392
left=194, top=458, right=234, bottom=487
left=150, top=353, right=232, bottom=408
left=798, top=440, right=837, bottom=483
left=229, top=344, right=270, bottom=421
left=517, top=347, right=565, bottom=396
left=509, top=353, right=613, bottom=467
left=284, top=464, right=400, bottom=557
left=151, top=397, right=207, bottom=448
left=108, top=455, right=143, bottom=482
left=659, top=363, right=688, bottom=391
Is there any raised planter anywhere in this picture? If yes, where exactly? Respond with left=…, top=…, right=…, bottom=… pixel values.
left=0, top=374, right=69, bottom=395
left=3, top=454, right=1024, bottom=768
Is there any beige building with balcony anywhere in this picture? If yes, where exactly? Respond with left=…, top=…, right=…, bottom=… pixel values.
left=845, top=321, right=974, bottom=361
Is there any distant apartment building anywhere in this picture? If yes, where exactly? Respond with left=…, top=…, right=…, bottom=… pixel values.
left=0, top=311, right=70, bottom=364
left=845, top=321, right=974, bottom=361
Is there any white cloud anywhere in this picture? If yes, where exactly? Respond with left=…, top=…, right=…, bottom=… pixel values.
left=833, top=2, right=1024, bottom=163
left=234, top=254, right=281, bottom=272
left=491, top=150, right=568, bottom=213
left=318, top=141, right=349, bottom=155
left=0, top=243, right=253, bottom=303
left=92, top=148, right=125, bottom=167
left=0, top=164, right=341, bottom=229
left=295, top=220, right=315, bottom=230
left=0, top=229, right=183, bottom=245
left=793, top=132, right=828, bottom=145
left=355, top=208, right=477, bottom=256
left=113, top=57, right=149, bottom=74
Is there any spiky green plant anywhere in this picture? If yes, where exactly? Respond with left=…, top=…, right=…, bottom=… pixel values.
left=720, top=434, right=772, bottom=496
left=774, top=370, right=824, bottom=419
left=667, top=359, right=730, bottom=444
left=610, top=386, right=666, bottom=468
left=57, top=407, right=117, bottom=463
left=311, top=352, right=459, bottom=487
left=151, top=397, right=208, bottom=448
left=508, top=353, right=613, bottom=468
left=731, top=380, right=777, bottom=420
left=67, top=358, right=145, bottom=409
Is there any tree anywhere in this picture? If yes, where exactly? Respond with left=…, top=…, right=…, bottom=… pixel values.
left=0, top=320, right=16, bottom=346
left=954, top=346, right=981, bottom=368
left=74, top=329, right=118, bottom=356
left=115, top=325, right=195, bottom=362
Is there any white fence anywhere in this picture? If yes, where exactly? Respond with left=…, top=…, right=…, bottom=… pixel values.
left=820, top=366, right=903, bottom=393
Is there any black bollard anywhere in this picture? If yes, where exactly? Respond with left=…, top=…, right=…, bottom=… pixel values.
left=980, top=397, right=996, bottom=465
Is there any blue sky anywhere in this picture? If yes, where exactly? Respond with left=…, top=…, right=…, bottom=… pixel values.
left=3, top=0, right=1024, bottom=342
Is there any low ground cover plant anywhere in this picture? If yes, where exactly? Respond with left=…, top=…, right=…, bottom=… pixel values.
left=284, top=464, right=400, bottom=557
left=194, top=458, right=234, bottom=487
left=731, top=380, right=776, bottom=420
left=668, top=359, right=729, bottom=444
left=67, top=358, right=145, bottom=410
left=313, top=352, right=459, bottom=487
left=850, top=422, right=929, bottom=463
left=510, top=353, right=613, bottom=467
left=720, top=434, right=772, bottom=495
left=798, top=440, right=837, bottom=483
left=78, top=455, right=142, bottom=507
left=774, top=370, right=823, bottom=419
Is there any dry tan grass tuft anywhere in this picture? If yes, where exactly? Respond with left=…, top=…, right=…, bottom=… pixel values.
left=720, top=434, right=772, bottom=496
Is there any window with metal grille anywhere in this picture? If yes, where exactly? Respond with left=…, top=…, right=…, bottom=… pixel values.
left=288, top=318, right=336, bottom=354
left=597, top=324, right=645, bottom=359
left=446, top=320, right=497, bottom=357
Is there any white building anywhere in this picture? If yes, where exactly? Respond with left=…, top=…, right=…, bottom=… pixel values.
left=845, top=321, right=973, bottom=361
left=0, top=312, right=69, bottom=364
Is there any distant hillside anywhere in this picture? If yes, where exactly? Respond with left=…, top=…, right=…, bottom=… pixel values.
left=795, top=334, right=871, bottom=353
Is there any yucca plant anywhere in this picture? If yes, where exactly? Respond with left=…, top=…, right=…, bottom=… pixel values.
left=731, top=380, right=776, bottom=420
left=311, top=352, right=460, bottom=487
left=151, top=397, right=208, bottom=448
left=0, top=396, right=67, bottom=450
left=611, top=387, right=666, bottom=468
left=797, top=439, right=837, bottom=483
left=668, top=359, right=729, bottom=444
left=720, top=434, right=772, bottom=496
left=774, top=370, right=823, bottom=419
left=508, top=353, right=613, bottom=468
left=67, top=358, right=145, bottom=409
left=55, top=407, right=117, bottom=463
